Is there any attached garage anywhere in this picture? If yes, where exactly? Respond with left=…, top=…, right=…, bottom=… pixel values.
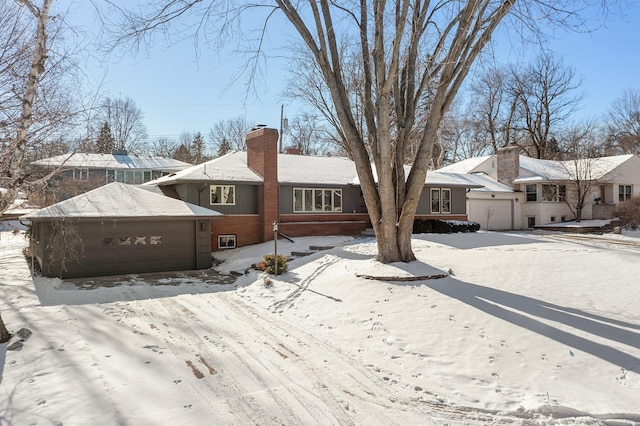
left=468, top=198, right=514, bottom=230
left=22, top=182, right=221, bottom=278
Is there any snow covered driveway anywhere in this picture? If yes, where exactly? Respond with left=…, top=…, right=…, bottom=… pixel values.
left=2, top=230, right=640, bottom=425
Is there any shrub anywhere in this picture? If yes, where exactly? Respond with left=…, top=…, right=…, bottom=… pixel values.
left=256, top=254, right=288, bottom=275
left=413, top=219, right=480, bottom=234
left=617, top=196, right=640, bottom=230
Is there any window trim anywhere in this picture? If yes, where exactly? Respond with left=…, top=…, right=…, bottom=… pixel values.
left=430, top=188, right=451, bottom=214
left=525, top=184, right=537, bottom=202
left=541, top=184, right=566, bottom=203
left=293, top=187, right=343, bottom=213
left=218, top=234, right=236, bottom=249
left=210, top=185, right=236, bottom=205
left=619, top=185, right=632, bottom=202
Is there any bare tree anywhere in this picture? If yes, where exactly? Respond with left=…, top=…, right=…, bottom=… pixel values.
left=558, top=123, right=601, bottom=222
left=106, top=1, right=613, bottom=263
left=208, top=116, right=253, bottom=152
left=605, top=88, right=640, bottom=155
left=147, top=136, right=178, bottom=158
left=95, top=96, right=147, bottom=152
left=287, top=112, right=333, bottom=155
left=468, top=64, right=519, bottom=155
left=510, top=53, right=583, bottom=160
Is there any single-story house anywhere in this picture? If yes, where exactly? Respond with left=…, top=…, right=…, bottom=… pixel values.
left=21, top=182, right=220, bottom=278
left=22, top=127, right=483, bottom=278
left=438, top=146, right=640, bottom=230
left=31, top=151, right=192, bottom=203
left=147, top=127, right=482, bottom=250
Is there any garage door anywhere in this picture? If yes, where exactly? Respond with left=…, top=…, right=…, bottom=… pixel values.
left=88, top=220, right=196, bottom=277
left=469, top=199, right=513, bottom=230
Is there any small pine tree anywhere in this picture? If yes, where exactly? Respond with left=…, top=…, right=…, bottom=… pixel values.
left=190, top=132, right=206, bottom=164
left=95, top=122, right=116, bottom=154
left=217, top=138, right=232, bottom=157
left=172, top=144, right=192, bottom=163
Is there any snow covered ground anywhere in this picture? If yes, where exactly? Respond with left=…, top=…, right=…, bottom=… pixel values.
left=1, top=222, right=640, bottom=425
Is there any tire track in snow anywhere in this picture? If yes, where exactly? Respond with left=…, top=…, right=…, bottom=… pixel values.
left=270, top=254, right=341, bottom=312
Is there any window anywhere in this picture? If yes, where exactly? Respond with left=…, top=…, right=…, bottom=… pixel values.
left=550, top=216, right=556, bottom=222
left=526, top=184, right=537, bottom=202
left=118, top=237, right=131, bottom=246
left=150, top=236, right=162, bottom=245
left=102, top=237, right=114, bottom=247
left=73, top=169, right=89, bottom=180
left=527, top=217, right=536, bottom=228
left=134, top=236, right=147, bottom=245
left=430, top=189, right=451, bottom=214
left=293, top=188, right=342, bottom=212
left=218, top=235, right=236, bottom=249
left=619, top=185, right=632, bottom=202
left=542, top=184, right=566, bottom=202
left=211, top=185, right=235, bottom=205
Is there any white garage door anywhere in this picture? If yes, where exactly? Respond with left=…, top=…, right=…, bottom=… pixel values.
left=469, top=199, right=513, bottom=230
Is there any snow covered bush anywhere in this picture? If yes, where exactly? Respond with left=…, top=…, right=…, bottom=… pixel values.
left=256, top=254, right=288, bottom=275
left=617, top=196, right=640, bottom=229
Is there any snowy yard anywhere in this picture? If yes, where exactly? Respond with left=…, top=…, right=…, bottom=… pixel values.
left=1, top=223, right=639, bottom=425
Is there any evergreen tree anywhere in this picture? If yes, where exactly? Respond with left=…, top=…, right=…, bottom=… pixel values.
left=190, top=132, right=206, bottom=164
left=172, top=144, right=192, bottom=163
left=95, top=122, right=116, bottom=154
left=217, top=137, right=232, bottom=157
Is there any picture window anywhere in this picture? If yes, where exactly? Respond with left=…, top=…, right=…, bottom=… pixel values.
left=293, top=188, right=342, bottom=213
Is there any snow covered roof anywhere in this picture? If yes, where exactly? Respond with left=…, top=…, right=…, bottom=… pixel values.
left=278, top=154, right=360, bottom=185
left=516, top=154, right=634, bottom=183
left=436, top=156, right=492, bottom=173
left=32, top=153, right=192, bottom=171
left=149, top=150, right=481, bottom=188
left=464, top=173, right=515, bottom=192
left=149, top=151, right=264, bottom=185
left=21, top=182, right=222, bottom=219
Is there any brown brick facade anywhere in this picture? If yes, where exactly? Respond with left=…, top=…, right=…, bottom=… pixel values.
left=246, top=128, right=279, bottom=242
left=211, top=215, right=261, bottom=250
left=279, top=213, right=370, bottom=237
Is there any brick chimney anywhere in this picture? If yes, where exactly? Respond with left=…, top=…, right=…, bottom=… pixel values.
left=285, top=146, right=302, bottom=155
left=246, top=127, right=279, bottom=242
left=496, top=144, right=519, bottom=189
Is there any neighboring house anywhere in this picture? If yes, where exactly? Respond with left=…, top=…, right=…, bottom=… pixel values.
left=148, top=127, right=482, bottom=250
left=438, top=145, right=640, bottom=230
left=31, top=151, right=192, bottom=203
left=22, top=182, right=220, bottom=278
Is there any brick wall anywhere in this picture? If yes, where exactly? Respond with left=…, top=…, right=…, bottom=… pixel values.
left=497, top=145, right=519, bottom=189
left=246, top=128, right=280, bottom=242
left=211, top=215, right=261, bottom=250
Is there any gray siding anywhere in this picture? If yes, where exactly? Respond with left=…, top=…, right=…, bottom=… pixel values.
left=279, top=184, right=366, bottom=214
left=175, top=182, right=259, bottom=214
left=416, top=187, right=467, bottom=215
left=35, top=218, right=211, bottom=278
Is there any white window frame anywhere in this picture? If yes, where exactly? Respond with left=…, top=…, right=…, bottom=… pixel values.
left=430, top=188, right=451, bottom=214
left=542, top=184, right=566, bottom=202
left=619, top=185, right=632, bottom=202
left=293, top=188, right=342, bottom=213
left=210, top=185, right=236, bottom=205
left=218, top=234, right=236, bottom=249
left=525, top=184, right=537, bottom=202
left=73, top=168, right=89, bottom=180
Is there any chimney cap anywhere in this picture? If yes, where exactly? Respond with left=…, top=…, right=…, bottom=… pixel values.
left=251, top=124, right=267, bottom=131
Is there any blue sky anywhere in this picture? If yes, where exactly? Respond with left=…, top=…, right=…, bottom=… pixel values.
left=75, top=2, right=640, bottom=142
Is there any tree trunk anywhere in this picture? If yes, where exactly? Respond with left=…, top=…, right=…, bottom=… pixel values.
left=0, top=314, right=10, bottom=343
